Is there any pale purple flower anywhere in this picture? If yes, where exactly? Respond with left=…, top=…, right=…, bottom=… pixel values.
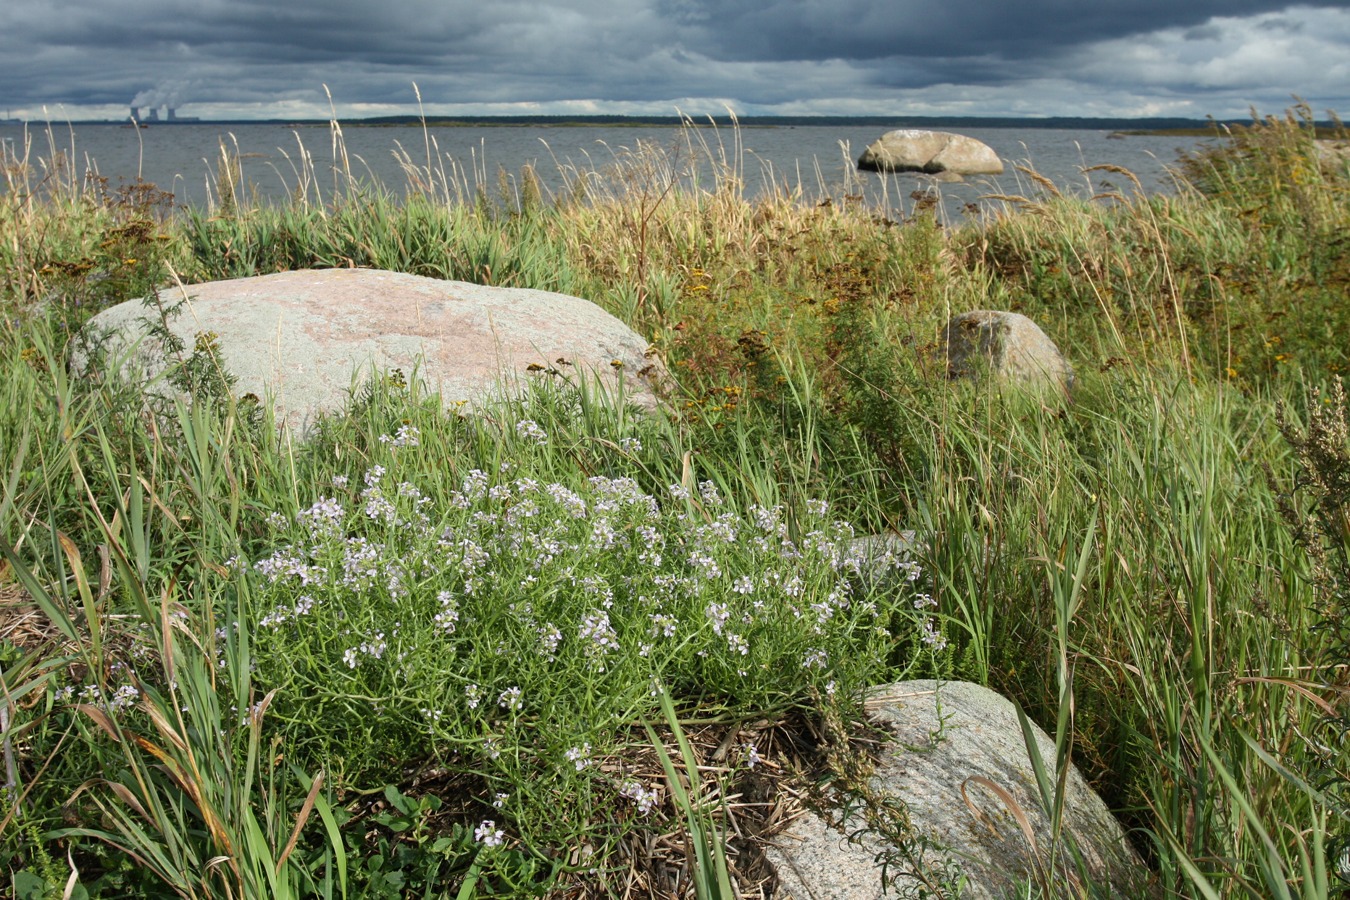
left=545, top=483, right=588, bottom=518
left=698, top=480, right=723, bottom=506
left=297, top=496, right=345, bottom=534
left=620, top=780, right=659, bottom=815
left=921, top=619, right=948, bottom=651
left=537, top=622, right=562, bottom=659
left=706, top=602, right=730, bottom=635
left=650, top=613, right=678, bottom=639
left=565, top=743, right=593, bottom=771
left=802, top=648, right=827, bottom=669
left=579, top=611, right=618, bottom=665
left=434, top=601, right=460, bottom=636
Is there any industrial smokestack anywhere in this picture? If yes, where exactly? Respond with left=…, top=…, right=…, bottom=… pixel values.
left=129, top=107, right=141, bottom=122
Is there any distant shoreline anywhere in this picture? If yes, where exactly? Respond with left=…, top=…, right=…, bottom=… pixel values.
left=3, top=113, right=1338, bottom=133
left=1113, top=125, right=1345, bottom=138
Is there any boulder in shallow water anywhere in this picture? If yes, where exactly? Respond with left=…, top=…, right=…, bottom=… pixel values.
left=857, top=130, right=1004, bottom=176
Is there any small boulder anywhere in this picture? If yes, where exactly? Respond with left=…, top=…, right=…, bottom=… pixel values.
left=767, top=681, right=1151, bottom=899
left=941, top=310, right=1073, bottom=395
left=76, top=269, right=666, bottom=433
left=1315, top=139, right=1350, bottom=174
left=858, top=131, right=1004, bottom=176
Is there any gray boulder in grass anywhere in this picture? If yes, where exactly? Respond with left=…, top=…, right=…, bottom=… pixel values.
left=941, top=310, right=1074, bottom=395
left=767, top=681, right=1151, bottom=899
left=76, top=269, right=666, bottom=433
left=857, top=130, right=1004, bottom=177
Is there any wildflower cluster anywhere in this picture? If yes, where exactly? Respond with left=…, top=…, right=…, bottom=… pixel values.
left=240, top=420, right=935, bottom=829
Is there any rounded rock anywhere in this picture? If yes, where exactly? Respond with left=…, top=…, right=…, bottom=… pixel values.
left=76, top=268, right=666, bottom=433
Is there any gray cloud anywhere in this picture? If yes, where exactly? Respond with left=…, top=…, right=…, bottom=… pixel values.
left=1, top=0, right=1347, bottom=118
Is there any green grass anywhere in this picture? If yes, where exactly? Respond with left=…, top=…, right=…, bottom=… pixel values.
left=2, top=105, right=1349, bottom=898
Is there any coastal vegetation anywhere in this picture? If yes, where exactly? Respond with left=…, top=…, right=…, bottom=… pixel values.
left=1, top=104, right=1348, bottom=897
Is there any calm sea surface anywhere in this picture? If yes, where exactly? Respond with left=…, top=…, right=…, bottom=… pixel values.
left=0, top=122, right=1211, bottom=221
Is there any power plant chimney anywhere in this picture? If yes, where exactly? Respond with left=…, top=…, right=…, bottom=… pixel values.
left=129, top=106, right=141, bottom=122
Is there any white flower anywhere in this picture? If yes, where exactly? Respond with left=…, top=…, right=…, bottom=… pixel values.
left=515, top=419, right=548, bottom=445
left=475, top=820, right=505, bottom=846
left=499, top=686, right=523, bottom=712
left=378, top=424, right=420, bottom=447
left=565, top=743, right=593, bottom=771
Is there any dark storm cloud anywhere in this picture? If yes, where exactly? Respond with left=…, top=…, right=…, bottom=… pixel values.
left=1, top=0, right=1348, bottom=117
left=5, top=0, right=673, bottom=109
left=655, top=0, right=1315, bottom=61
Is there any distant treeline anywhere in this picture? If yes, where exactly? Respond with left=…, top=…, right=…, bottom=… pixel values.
left=42, top=113, right=1343, bottom=132
left=338, top=114, right=1323, bottom=132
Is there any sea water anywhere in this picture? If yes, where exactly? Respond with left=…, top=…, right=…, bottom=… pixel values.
left=0, top=121, right=1210, bottom=221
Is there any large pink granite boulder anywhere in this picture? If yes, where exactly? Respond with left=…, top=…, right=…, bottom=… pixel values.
left=78, top=269, right=665, bottom=432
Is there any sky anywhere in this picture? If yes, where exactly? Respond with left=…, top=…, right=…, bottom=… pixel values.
left=3, top=0, right=1349, bottom=122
